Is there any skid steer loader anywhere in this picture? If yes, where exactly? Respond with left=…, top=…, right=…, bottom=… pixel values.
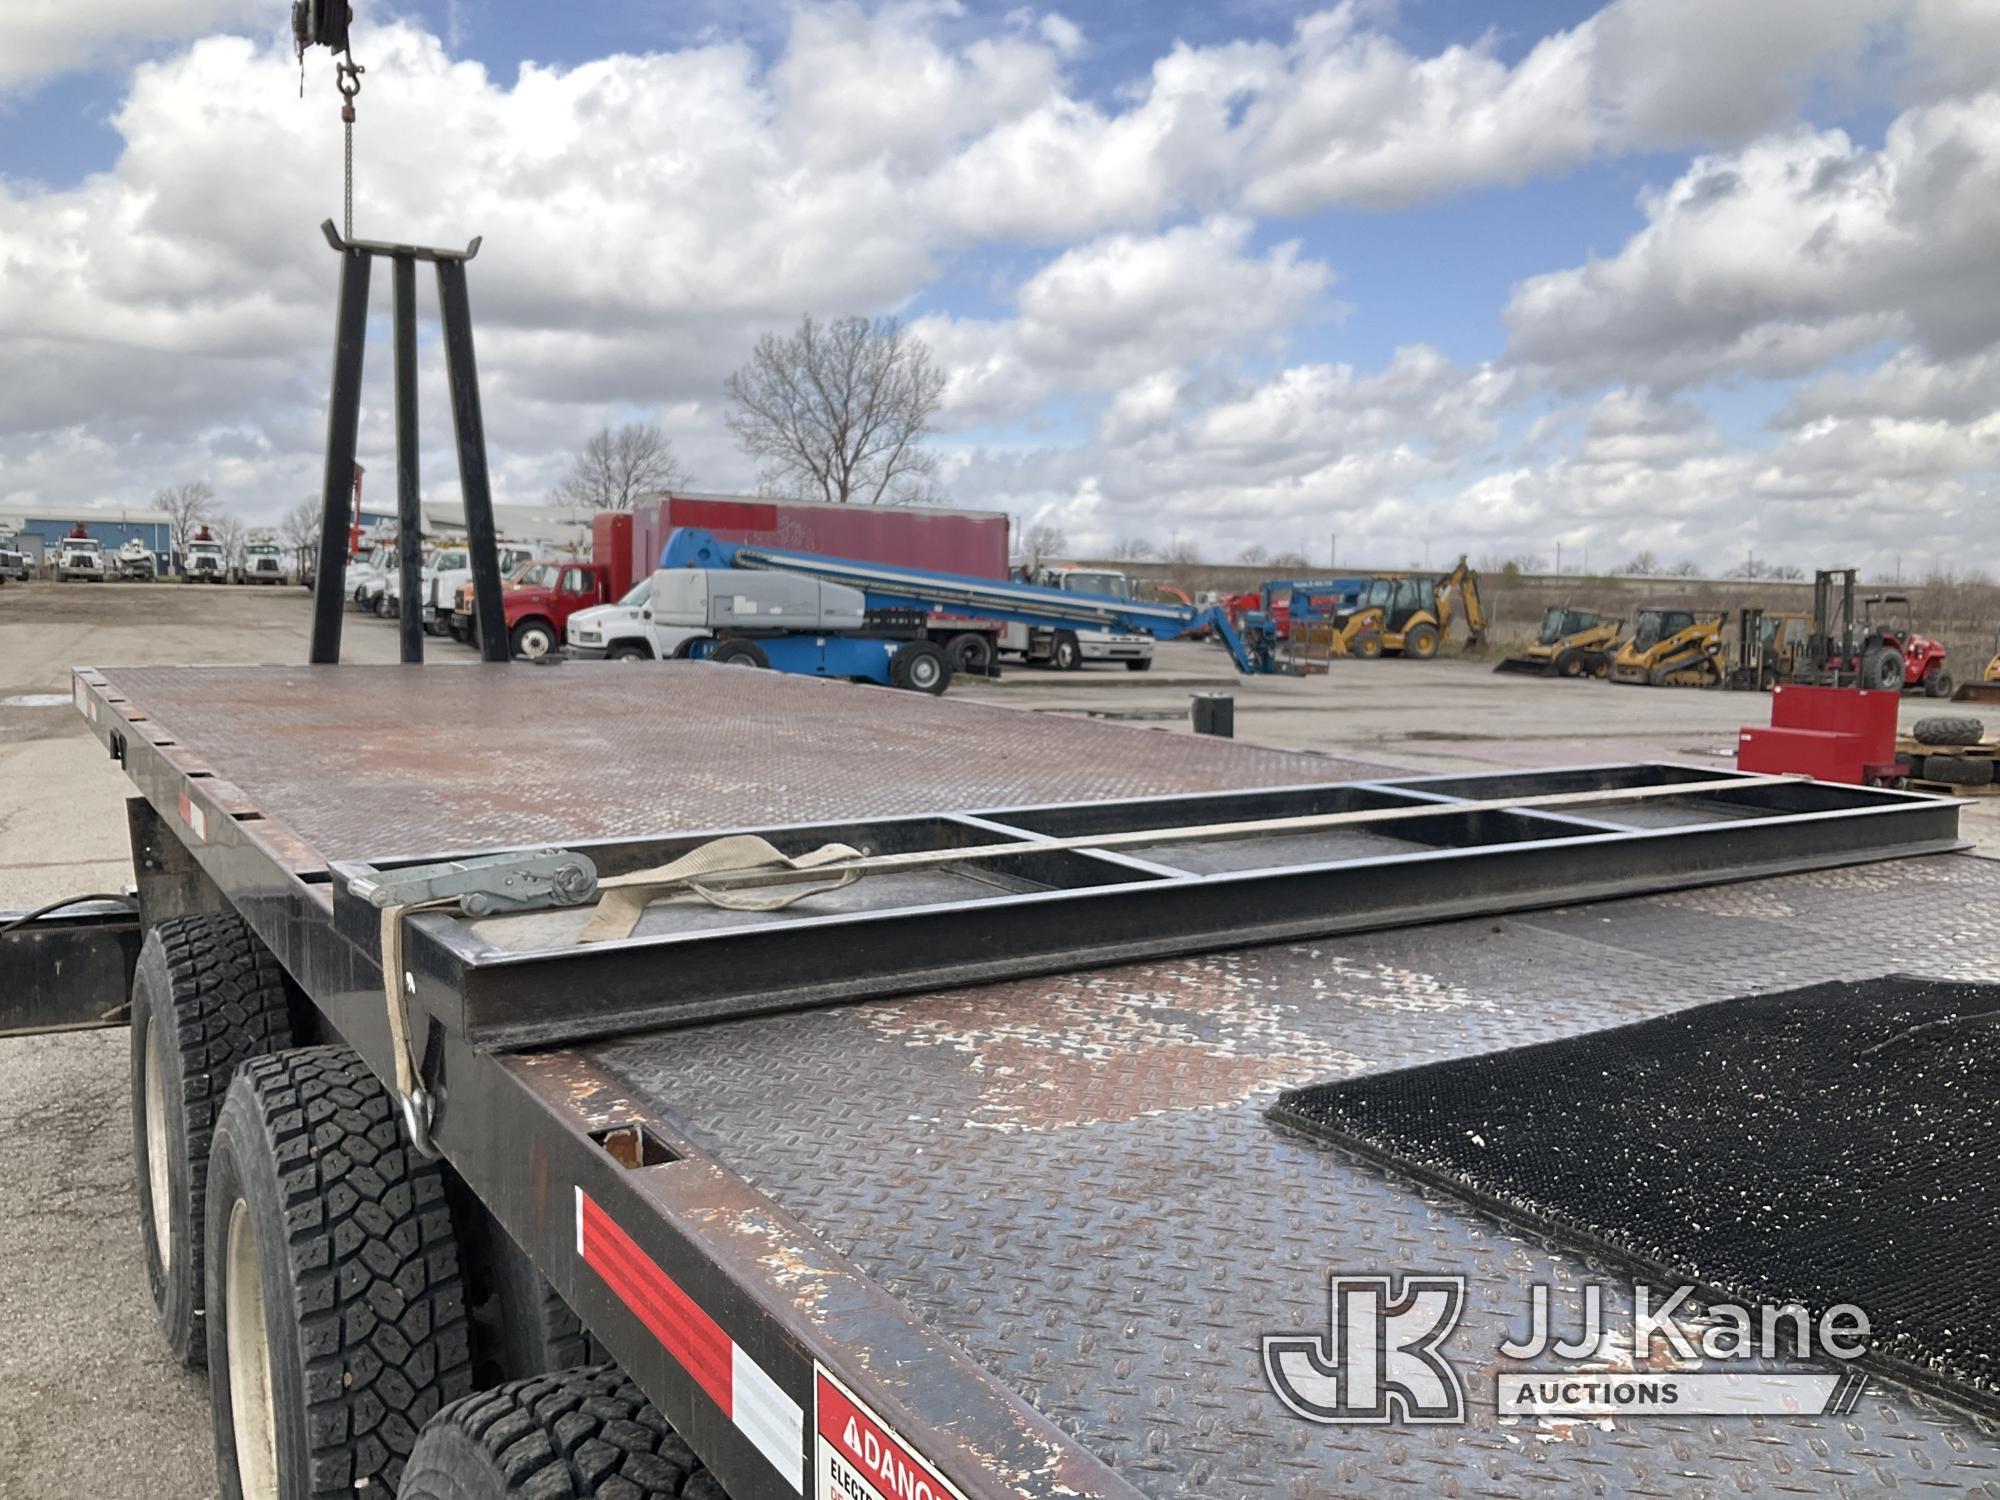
left=1953, top=629, right=2000, bottom=704
left=1330, top=559, right=1488, bottom=660
left=1608, top=607, right=1726, bottom=687
left=1493, top=606, right=1621, bottom=678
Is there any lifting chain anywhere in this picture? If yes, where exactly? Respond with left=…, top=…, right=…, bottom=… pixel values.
left=337, top=56, right=363, bottom=241
left=293, top=2, right=364, bottom=240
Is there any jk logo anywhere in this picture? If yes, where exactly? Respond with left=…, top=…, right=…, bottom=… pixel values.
left=1263, top=1275, right=1467, bottom=1424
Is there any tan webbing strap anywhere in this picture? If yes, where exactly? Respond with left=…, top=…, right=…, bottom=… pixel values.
left=379, top=897, right=453, bottom=1110
left=578, top=835, right=864, bottom=943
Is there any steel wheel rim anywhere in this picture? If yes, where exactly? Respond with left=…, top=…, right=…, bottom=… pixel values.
left=911, top=656, right=940, bottom=689
left=225, top=1199, right=280, bottom=1500
left=144, top=1025, right=172, bottom=1274
left=520, top=628, right=553, bottom=658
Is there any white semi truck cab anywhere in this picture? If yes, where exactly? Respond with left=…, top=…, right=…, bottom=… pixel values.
left=56, top=535, right=106, bottom=582
left=234, top=533, right=285, bottom=584
left=184, top=536, right=227, bottom=583
left=1002, top=568, right=1156, bottom=671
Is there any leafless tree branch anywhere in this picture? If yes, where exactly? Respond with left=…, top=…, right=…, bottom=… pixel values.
left=552, top=423, right=690, bottom=510
left=153, top=480, right=216, bottom=560
left=726, top=315, right=947, bottom=505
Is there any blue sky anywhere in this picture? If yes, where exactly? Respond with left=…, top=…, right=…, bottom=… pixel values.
left=1, top=0, right=1996, bottom=577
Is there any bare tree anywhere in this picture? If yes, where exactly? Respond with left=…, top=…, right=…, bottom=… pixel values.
left=279, top=498, right=319, bottom=556
left=1019, top=525, right=1069, bottom=574
left=1667, top=558, right=1703, bottom=578
left=1620, top=550, right=1660, bottom=575
left=1769, top=563, right=1804, bottom=580
left=212, top=513, right=246, bottom=566
left=1269, top=549, right=1311, bottom=572
left=1729, top=555, right=1770, bottom=580
left=1163, top=538, right=1203, bottom=586
left=553, top=423, right=689, bottom=511
left=1237, top=543, right=1271, bottom=566
left=725, top=315, right=946, bottom=505
left=1108, top=537, right=1156, bottom=561
left=154, top=481, right=216, bottom=560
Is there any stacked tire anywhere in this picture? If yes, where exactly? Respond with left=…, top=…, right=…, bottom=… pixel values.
left=1910, top=716, right=1993, bottom=788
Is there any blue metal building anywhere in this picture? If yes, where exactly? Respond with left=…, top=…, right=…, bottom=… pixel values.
left=0, top=510, right=174, bottom=570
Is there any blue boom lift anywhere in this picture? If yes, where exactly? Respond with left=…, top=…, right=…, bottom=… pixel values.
left=654, top=528, right=1282, bottom=692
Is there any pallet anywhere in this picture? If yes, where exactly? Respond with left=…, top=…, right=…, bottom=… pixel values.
left=1907, top=778, right=2000, bottom=798
left=1897, top=736, right=1999, bottom=759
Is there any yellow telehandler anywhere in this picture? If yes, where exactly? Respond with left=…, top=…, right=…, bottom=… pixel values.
left=1608, top=607, right=1727, bottom=687
left=1493, top=606, right=1622, bottom=678
left=1331, top=559, right=1489, bottom=660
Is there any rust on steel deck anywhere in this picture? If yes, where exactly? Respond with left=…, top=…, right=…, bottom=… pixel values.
left=84, top=663, right=1386, bottom=857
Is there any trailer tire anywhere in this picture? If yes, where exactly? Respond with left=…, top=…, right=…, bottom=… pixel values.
left=205, top=1045, right=473, bottom=1499
left=944, top=632, right=993, bottom=677
left=1913, top=715, right=1986, bottom=746
left=710, top=639, right=768, bottom=669
left=130, top=914, right=294, bottom=1369
left=1922, top=754, right=1995, bottom=787
left=1051, top=631, right=1083, bottom=671
left=890, top=639, right=951, bottom=695
left=400, top=1366, right=720, bottom=1500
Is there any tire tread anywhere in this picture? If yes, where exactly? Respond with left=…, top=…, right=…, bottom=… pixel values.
left=226, top=1046, right=473, bottom=1495
left=136, top=913, right=292, bottom=1365
left=406, top=1366, right=720, bottom=1499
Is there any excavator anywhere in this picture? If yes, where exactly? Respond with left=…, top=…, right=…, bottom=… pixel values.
left=1493, top=605, right=1622, bottom=678
left=1328, top=559, right=1488, bottom=660
left=1608, top=607, right=1727, bottom=687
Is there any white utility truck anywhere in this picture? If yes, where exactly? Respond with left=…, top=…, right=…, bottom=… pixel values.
left=1001, top=567, right=1156, bottom=671
left=232, top=530, right=286, bottom=584
left=56, top=532, right=106, bottom=582
left=115, top=538, right=158, bottom=580
left=183, top=529, right=227, bottom=583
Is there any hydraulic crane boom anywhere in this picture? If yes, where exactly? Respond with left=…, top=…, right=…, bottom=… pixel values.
left=660, top=528, right=1279, bottom=673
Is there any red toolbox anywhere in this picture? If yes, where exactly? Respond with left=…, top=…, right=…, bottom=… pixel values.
left=1737, top=685, right=1900, bottom=784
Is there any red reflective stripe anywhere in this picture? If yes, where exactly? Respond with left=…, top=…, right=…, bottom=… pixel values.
left=579, top=1192, right=734, bottom=1413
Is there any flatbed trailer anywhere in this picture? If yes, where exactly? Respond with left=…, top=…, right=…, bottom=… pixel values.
left=27, top=660, right=2000, bottom=1499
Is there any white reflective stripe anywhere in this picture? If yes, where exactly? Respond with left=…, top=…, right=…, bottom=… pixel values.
left=732, top=1342, right=804, bottom=1493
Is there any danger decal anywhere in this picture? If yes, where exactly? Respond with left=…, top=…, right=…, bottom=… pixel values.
left=815, top=1365, right=968, bottom=1500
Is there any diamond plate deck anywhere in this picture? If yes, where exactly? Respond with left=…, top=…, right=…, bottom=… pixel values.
left=84, top=663, right=1387, bottom=856
left=580, top=855, right=2000, bottom=1499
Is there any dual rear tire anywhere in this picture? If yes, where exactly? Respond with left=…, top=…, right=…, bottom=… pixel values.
left=131, top=916, right=718, bottom=1499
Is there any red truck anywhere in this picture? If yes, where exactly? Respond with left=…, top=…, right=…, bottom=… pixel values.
left=448, top=558, right=614, bottom=658
left=573, top=492, right=1012, bottom=672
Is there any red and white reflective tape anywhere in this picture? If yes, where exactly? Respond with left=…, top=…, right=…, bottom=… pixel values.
left=177, top=791, right=207, bottom=842
left=575, top=1187, right=803, bottom=1492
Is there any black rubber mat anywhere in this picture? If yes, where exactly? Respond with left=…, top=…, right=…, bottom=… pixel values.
left=1271, top=975, right=2000, bottom=1414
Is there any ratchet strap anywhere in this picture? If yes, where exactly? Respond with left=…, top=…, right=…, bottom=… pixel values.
left=379, top=898, right=453, bottom=1148
left=578, top=835, right=864, bottom=943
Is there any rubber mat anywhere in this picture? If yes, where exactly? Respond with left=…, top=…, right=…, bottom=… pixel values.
left=1270, top=975, right=2000, bottom=1414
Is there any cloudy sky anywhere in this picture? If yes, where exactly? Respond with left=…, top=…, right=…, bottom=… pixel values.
left=2, top=0, right=1996, bottom=574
